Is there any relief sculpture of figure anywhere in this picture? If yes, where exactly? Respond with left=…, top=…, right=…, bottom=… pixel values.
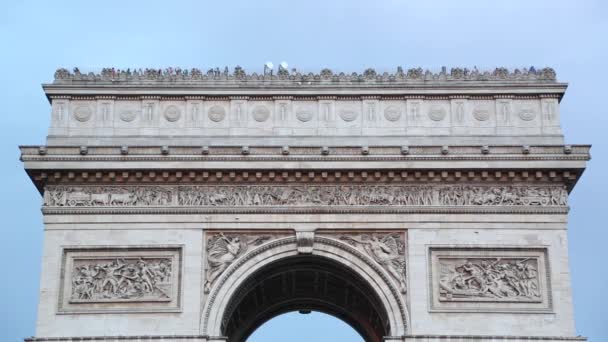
left=46, top=184, right=565, bottom=208
left=341, top=234, right=407, bottom=293
left=439, top=257, right=541, bottom=302
left=70, top=258, right=172, bottom=302
left=204, top=233, right=271, bottom=293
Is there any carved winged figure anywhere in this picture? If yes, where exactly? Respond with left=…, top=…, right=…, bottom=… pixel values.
left=341, top=234, right=407, bottom=293
left=204, top=233, right=271, bottom=293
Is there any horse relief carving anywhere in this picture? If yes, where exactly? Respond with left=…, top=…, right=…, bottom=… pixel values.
left=44, top=185, right=568, bottom=209
left=438, top=257, right=541, bottom=302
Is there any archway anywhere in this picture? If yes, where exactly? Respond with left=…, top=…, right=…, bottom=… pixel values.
left=222, top=255, right=388, bottom=341
left=201, top=236, right=408, bottom=342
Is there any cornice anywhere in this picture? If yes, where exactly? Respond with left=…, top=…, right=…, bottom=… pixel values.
left=47, top=93, right=566, bottom=101
left=20, top=144, right=591, bottom=160
left=21, top=145, right=589, bottom=193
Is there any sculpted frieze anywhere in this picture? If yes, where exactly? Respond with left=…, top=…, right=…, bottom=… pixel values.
left=43, top=184, right=568, bottom=209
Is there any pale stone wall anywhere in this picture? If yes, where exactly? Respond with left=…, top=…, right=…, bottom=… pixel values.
left=36, top=227, right=204, bottom=337
left=35, top=212, right=575, bottom=339
left=46, top=96, right=564, bottom=146
left=23, top=66, right=588, bottom=342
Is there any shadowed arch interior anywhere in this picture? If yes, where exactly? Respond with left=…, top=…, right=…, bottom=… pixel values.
left=221, top=255, right=390, bottom=342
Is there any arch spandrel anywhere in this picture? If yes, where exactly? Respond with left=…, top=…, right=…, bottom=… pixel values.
left=201, top=233, right=409, bottom=341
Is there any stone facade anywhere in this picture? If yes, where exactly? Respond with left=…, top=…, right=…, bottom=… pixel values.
left=21, top=66, right=588, bottom=342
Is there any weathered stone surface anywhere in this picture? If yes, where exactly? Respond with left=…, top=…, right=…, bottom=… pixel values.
left=21, top=66, right=588, bottom=342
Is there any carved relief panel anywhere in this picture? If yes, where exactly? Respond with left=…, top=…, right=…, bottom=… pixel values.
left=43, top=184, right=569, bottom=210
left=58, top=247, right=182, bottom=313
left=336, top=231, right=408, bottom=293
left=468, top=99, right=496, bottom=134
left=428, top=247, right=552, bottom=312
left=204, top=99, right=230, bottom=132
left=69, top=100, right=96, bottom=128
left=420, top=100, right=451, bottom=136
left=292, top=100, right=318, bottom=135
left=247, top=101, right=274, bottom=132
left=378, top=100, right=406, bottom=134
left=513, top=99, right=542, bottom=133
left=203, top=232, right=288, bottom=293
left=113, top=100, right=142, bottom=131
left=335, top=100, right=362, bottom=135
left=159, top=100, right=185, bottom=128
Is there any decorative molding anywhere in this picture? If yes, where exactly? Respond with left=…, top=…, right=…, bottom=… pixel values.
left=58, top=247, right=182, bottom=313
left=428, top=247, right=552, bottom=312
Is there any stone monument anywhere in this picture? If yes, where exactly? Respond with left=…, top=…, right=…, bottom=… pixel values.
left=21, top=66, right=589, bottom=342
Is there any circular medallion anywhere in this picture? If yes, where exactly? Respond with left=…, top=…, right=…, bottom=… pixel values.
left=472, top=107, right=490, bottom=121
left=252, top=105, right=270, bottom=122
left=119, top=110, right=137, bottom=122
left=296, top=110, right=313, bottom=122
left=163, top=105, right=181, bottom=122
left=428, top=106, right=446, bottom=121
left=208, top=105, right=226, bottom=122
left=383, top=106, right=401, bottom=122
left=518, top=107, right=536, bottom=121
left=73, top=105, right=92, bottom=122
left=339, top=107, right=359, bottom=122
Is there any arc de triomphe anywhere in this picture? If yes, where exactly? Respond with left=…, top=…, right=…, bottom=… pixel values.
left=21, top=66, right=589, bottom=342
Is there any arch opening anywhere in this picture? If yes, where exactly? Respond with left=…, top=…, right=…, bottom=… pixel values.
left=221, top=256, right=390, bottom=342
left=247, top=311, right=364, bottom=342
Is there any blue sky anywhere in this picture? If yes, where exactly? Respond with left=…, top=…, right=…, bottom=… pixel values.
left=0, top=0, right=606, bottom=341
